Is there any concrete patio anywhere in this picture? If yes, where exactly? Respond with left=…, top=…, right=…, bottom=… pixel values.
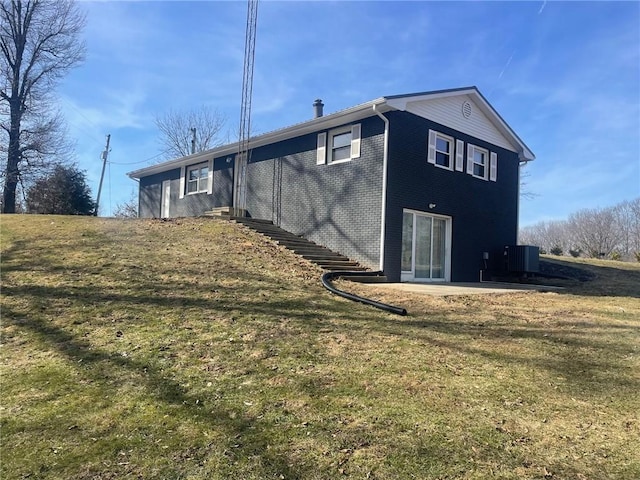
left=359, top=281, right=563, bottom=296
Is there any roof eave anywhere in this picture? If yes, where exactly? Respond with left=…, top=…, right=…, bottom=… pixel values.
left=385, top=86, right=535, bottom=161
left=128, top=98, right=391, bottom=179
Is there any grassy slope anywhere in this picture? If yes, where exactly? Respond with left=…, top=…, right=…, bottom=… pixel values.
left=1, top=215, right=639, bottom=480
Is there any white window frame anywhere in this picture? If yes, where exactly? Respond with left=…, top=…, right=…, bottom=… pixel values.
left=467, top=144, right=489, bottom=181
left=400, top=208, right=452, bottom=282
left=324, top=124, right=361, bottom=165
left=186, top=162, right=209, bottom=195
left=434, top=132, right=454, bottom=170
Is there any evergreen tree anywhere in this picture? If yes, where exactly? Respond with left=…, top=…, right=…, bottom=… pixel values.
left=26, top=165, right=96, bottom=215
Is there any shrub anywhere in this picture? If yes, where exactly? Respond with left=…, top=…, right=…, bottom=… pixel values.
left=569, top=249, right=582, bottom=258
left=550, top=246, right=563, bottom=256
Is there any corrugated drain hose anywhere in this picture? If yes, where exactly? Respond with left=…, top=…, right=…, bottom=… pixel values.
left=321, top=271, right=407, bottom=316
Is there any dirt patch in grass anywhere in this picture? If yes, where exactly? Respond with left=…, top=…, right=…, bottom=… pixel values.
left=2, top=215, right=639, bottom=479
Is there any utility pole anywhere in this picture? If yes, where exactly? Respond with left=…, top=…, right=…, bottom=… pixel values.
left=191, top=127, right=196, bottom=155
left=95, top=134, right=110, bottom=216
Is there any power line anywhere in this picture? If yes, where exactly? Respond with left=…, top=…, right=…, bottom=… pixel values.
left=107, top=151, right=167, bottom=166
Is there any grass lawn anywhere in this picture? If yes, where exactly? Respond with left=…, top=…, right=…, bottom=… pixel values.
left=1, top=215, right=639, bottom=479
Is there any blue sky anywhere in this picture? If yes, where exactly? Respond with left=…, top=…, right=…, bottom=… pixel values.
left=60, top=1, right=639, bottom=224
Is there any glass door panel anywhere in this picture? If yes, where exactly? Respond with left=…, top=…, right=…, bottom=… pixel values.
left=431, top=218, right=446, bottom=279
left=415, top=215, right=432, bottom=279
left=401, top=210, right=449, bottom=282
left=401, top=212, right=414, bottom=272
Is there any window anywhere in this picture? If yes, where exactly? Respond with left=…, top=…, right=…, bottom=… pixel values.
left=186, top=163, right=209, bottom=194
left=427, top=130, right=453, bottom=170
left=473, top=147, right=487, bottom=178
left=317, top=124, right=361, bottom=165
left=466, top=144, right=488, bottom=180
left=331, top=130, right=352, bottom=163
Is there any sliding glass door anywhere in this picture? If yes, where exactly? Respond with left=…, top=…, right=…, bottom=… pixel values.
left=401, top=210, right=451, bottom=281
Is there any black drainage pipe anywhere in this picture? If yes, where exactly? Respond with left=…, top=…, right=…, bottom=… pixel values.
left=321, top=271, right=407, bottom=316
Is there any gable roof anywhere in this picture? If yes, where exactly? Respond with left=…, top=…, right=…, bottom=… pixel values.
left=128, top=86, right=534, bottom=179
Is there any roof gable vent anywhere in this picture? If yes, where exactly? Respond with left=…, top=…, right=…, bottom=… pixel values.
left=462, top=100, right=472, bottom=119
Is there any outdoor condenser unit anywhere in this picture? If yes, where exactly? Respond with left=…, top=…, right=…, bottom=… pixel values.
left=504, top=245, right=540, bottom=273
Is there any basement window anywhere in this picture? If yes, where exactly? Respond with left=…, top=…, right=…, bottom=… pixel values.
left=186, top=163, right=209, bottom=194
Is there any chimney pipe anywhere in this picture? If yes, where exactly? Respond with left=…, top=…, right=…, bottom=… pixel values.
left=313, top=99, right=324, bottom=118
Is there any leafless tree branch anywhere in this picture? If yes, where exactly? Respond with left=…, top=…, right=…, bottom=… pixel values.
left=155, top=105, right=228, bottom=159
left=1, top=0, right=85, bottom=213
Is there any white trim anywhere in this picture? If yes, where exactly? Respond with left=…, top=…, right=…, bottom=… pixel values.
left=489, top=152, right=498, bottom=182
left=455, top=140, right=465, bottom=171
left=432, top=131, right=454, bottom=171
left=466, top=144, right=474, bottom=175
left=186, top=162, right=209, bottom=195
left=128, top=101, right=390, bottom=179
left=400, top=209, right=452, bottom=282
left=207, top=158, right=214, bottom=194
left=316, top=132, right=326, bottom=165
left=427, top=130, right=437, bottom=165
left=161, top=180, right=170, bottom=218
left=467, top=144, right=489, bottom=181
left=373, top=105, right=389, bottom=272
left=386, top=87, right=535, bottom=161
left=129, top=87, right=534, bottom=180
left=179, top=166, right=185, bottom=199
left=327, top=124, right=361, bottom=165
left=350, top=124, right=361, bottom=159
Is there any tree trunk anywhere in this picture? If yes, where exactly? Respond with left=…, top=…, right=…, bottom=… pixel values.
left=2, top=104, right=22, bottom=213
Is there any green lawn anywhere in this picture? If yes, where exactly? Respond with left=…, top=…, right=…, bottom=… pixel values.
left=1, top=215, right=639, bottom=479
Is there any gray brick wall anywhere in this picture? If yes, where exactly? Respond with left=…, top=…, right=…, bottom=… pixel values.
left=138, top=159, right=234, bottom=218
left=245, top=116, right=386, bottom=269
left=138, top=111, right=520, bottom=283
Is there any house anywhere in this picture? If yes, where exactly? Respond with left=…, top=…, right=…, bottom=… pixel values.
left=128, top=86, right=535, bottom=283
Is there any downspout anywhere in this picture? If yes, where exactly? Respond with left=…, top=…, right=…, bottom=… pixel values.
left=373, top=104, right=390, bottom=272
left=516, top=153, right=530, bottom=245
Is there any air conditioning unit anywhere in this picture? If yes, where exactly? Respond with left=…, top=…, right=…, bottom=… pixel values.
left=504, top=245, right=540, bottom=273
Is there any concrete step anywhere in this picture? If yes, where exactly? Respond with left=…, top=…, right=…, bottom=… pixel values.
left=233, top=216, right=373, bottom=274
left=300, top=254, right=352, bottom=262
left=289, top=248, right=344, bottom=256
left=204, top=206, right=232, bottom=217
left=270, top=236, right=322, bottom=247
left=233, top=217, right=273, bottom=225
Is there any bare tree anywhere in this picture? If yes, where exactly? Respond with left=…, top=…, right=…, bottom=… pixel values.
left=155, top=106, right=227, bottom=159
left=568, top=207, right=622, bottom=258
left=613, top=198, right=640, bottom=259
left=519, top=220, right=569, bottom=254
left=113, top=190, right=138, bottom=218
left=1, top=0, right=85, bottom=213
left=520, top=198, right=640, bottom=261
left=519, top=164, right=538, bottom=200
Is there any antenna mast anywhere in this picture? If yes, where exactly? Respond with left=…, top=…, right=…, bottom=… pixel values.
left=234, top=0, right=259, bottom=215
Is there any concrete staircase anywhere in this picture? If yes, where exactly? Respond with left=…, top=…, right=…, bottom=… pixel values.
left=232, top=217, right=387, bottom=282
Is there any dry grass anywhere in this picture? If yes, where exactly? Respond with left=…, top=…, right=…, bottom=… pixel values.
left=1, top=215, right=639, bottom=479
